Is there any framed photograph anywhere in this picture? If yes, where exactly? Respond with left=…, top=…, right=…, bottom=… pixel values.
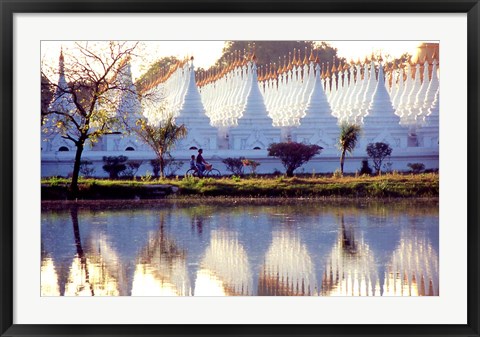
left=1, top=1, right=479, bottom=336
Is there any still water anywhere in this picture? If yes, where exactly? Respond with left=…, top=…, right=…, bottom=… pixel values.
left=41, top=200, right=439, bottom=296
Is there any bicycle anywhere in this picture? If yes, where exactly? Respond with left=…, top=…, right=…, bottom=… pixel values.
left=184, top=166, right=221, bottom=178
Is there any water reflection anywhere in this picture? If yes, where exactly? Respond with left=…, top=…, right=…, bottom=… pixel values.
left=321, top=215, right=379, bottom=296
left=40, top=255, right=60, bottom=296
left=258, top=231, right=316, bottom=296
left=132, top=215, right=191, bottom=296
left=41, top=200, right=439, bottom=296
left=64, top=207, right=124, bottom=296
left=195, top=230, right=252, bottom=296
left=383, top=230, right=439, bottom=296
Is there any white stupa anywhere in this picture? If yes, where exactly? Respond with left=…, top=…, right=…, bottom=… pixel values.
left=175, top=57, right=218, bottom=151
left=361, top=59, right=408, bottom=150
left=229, top=55, right=281, bottom=150
left=292, top=56, right=339, bottom=149
left=42, top=49, right=77, bottom=153
left=101, top=59, right=147, bottom=152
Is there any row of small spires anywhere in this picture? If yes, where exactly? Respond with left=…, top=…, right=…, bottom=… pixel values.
left=138, top=48, right=438, bottom=93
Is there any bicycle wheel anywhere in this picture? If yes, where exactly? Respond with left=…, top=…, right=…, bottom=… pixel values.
left=206, top=169, right=221, bottom=178
left=185, top=169, right=198, bottom=178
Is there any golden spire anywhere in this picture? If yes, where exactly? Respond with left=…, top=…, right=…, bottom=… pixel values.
left=331, top=57, right=337, bottom=73
left=303, top=47, right=309, bottom=65
left=315, top=49, right=320, bottom=64
left=284, top=52, right=295, bottom=70
left=296, top=49, right=301, bottom=66
left=321, top=63, right=325, bottom=79
left=325, top=61, right=331, bottom=78
left=309, top=48, right=315, bottom=62
left=292, top=48, right=297, bottom=66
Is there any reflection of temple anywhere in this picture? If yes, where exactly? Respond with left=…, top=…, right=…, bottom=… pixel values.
left=321, top=222, right=380, bottom=296
left=64, top=235, right=125, bottom=296
left=195, top=230, right=252, bottom=296
left=258, top=231, right=316, bottom=296
left=131, top=226, right=191, bottom=296
left=40, top=256, right=61, bottom=296
left=383, top=230, right=439, bottom=296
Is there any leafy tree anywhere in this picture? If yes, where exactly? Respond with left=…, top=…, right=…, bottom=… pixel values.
left=135, top=56, right=181, bottom=92
left=338, top=123, right=361, bottom=175
left=41, top=41, right=140, bottom=197
left=366, top=142, right=393, bottom=174
left=268, top=142, right=322, bottom=177
left=102, top=156, right=128, bottom=179
left=135, top=114, right=187, bottom=177
left=222, top=157, right=245, bottom=176
left=217, top=41, right=343, bottom=69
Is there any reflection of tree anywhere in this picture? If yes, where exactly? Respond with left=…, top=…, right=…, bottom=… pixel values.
left=321, top=215, right=379, bottom=296
left=64, top=206, right=122, bottom=296
left=68, top=206, right=94, bottom=296
left=195, top=230, right=253, bottom=296
left=258, top=231, right=316, bottom=296
left=132, top=214, right=191, bottom=296
left=191, top=215, right=204, bottom=236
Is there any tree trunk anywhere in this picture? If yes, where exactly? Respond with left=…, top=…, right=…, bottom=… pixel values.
left=70, top=141, right=84, bottom=199
left=286, top=167, right=294, bottom=177
left=340, top=150, right=346, bottom=175
left=159, top=153, right=165, bottom=178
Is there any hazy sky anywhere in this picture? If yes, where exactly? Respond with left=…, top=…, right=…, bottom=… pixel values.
left=41, top=40, right=424, bottom=81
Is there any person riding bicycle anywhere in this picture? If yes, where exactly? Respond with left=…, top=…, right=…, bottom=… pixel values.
left=196, top=149, right=210, bottom=177
left=189, top=155, right=198, bottom=173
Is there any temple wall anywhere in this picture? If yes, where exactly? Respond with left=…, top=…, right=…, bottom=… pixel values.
left=41, top=148, right=438, bottom=178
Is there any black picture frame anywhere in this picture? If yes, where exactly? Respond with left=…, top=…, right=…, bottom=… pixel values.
left=1, top=1, right=479, bottom=336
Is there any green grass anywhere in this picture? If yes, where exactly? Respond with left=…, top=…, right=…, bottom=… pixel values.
left=41, top=173, right=439, bottom=200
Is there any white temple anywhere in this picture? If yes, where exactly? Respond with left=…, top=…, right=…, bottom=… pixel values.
left=41, top=43, right=440, bottom=177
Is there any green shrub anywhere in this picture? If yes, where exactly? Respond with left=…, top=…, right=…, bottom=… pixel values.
left=222, top=157, right=245, bottom=176
left=102, top=156, right=128, bottom=179
left=121, top=160, right=143, bottom=179
left=359, top=159, right=373, bottom=175
left=79, top=160, right=95, bottom=178
left=407, top=162, right=425, bottom=173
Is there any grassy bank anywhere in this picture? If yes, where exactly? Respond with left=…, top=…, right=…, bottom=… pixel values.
left=41, top=173, right=439, bottom=200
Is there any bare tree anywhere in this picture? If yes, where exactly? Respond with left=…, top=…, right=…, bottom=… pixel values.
left=42, top=41, right=141, bottom=197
